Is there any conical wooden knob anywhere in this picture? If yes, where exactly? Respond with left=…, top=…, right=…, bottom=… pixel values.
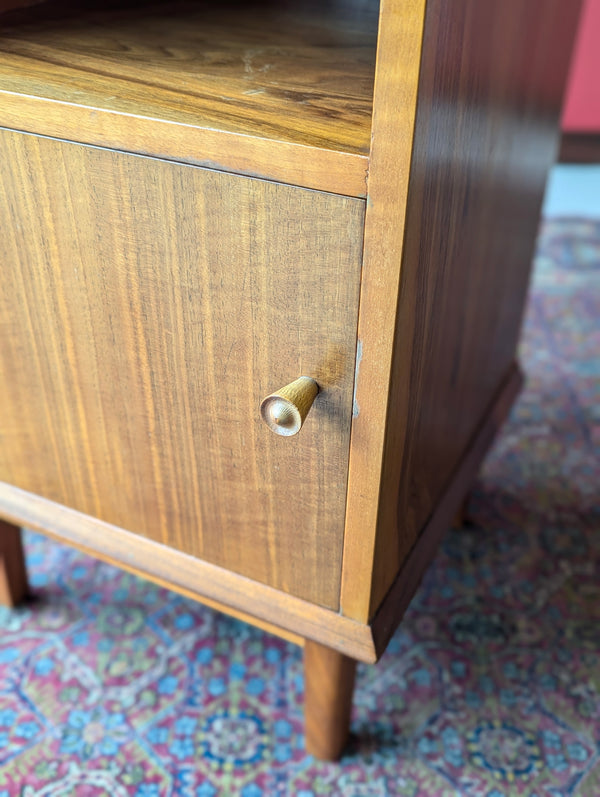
left=260, top=376, right=319, bottom=436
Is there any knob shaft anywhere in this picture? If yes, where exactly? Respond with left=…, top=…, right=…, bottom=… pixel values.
left=260, top=376, right=319, bottom=436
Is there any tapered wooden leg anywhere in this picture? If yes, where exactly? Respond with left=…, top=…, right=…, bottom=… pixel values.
left=0, top=520, right=29, bottom=608
left=304, top=639, right=357, bottom=760
left=452, top=493, right=471, bottom=528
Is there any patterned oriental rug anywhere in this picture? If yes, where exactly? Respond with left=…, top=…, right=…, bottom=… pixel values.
left=0, top=218, right=599, bottom=796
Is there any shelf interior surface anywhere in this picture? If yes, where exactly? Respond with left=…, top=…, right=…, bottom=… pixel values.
left=0, top=0, right=379, bottom=156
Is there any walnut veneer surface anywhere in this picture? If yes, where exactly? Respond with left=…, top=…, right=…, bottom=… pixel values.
left=0, top=0, right=378, bottom=194
left=0, top=0, right=581, bottom=664
left=0, top=129, right=364, bottom=609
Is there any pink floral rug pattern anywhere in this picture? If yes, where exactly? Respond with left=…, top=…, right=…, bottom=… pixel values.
left=0, top=218, right=599, bottom=795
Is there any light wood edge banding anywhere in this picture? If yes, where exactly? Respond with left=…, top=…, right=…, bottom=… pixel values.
left=0, top=92, right=369, bottom=197
left=340, top=0, right=428, bottom=622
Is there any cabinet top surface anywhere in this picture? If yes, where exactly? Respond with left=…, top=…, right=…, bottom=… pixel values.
left=0, top=0, right=378, bottom=158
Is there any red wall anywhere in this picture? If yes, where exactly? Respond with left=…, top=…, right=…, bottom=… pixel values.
left=562, top=0, right=600, bottom=131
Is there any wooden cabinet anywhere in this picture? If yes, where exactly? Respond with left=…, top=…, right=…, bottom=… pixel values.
left=0, top=130, right=363, bottom=609
left=0, top=0, right=581, bottom=760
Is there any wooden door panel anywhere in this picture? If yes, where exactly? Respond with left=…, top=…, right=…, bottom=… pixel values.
left=0, top=129, right=364, bottom=608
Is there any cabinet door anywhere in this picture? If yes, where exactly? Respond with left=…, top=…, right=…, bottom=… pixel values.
left=0, top=129, right=364, bottom=608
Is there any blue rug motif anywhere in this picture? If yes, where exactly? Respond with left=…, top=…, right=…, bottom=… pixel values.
left=0, top=218, right=599, bottom=795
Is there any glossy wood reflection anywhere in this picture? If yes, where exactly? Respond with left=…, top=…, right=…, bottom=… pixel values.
left=0, top=0, right=378, bottom=194
left=341, top=0, right=582, bottom=621
left=0, top=1, right=582, bottom=762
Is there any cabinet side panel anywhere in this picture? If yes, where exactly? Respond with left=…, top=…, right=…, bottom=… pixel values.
left=341, top=0, right=581, bottom=621
left=368, top=0, right=581, bottom=615
left=0, top=130, right=364, bottom=609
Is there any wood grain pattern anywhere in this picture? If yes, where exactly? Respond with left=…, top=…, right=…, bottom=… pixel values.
left=260, top=376, right=319, bottom=437
left=370, top=364, right=522, bottom=658
left=304, top=640, right=356, bottom=761
left=341, top=0, right=581, bottom=622
left=0, top=482, right=378, bottom=662
left=340, top=0, right=428, bottom=622
left=368, top=0, right=582, bottom=617
left=0, top=365, right=521, bottom=660
left=0, top=520, right=29, bottom=607
left=0, top=0, right=377, bottom=195
left=0, top=94, right=368, bottom=198
left=0, top=128, right=364, bottom=609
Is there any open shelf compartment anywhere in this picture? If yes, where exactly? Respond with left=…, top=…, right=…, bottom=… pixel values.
left=0, top=0, right=379, bottom=194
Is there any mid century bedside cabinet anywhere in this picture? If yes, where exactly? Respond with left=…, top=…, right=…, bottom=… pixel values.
left=0, top=0, right=580, bottom=759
